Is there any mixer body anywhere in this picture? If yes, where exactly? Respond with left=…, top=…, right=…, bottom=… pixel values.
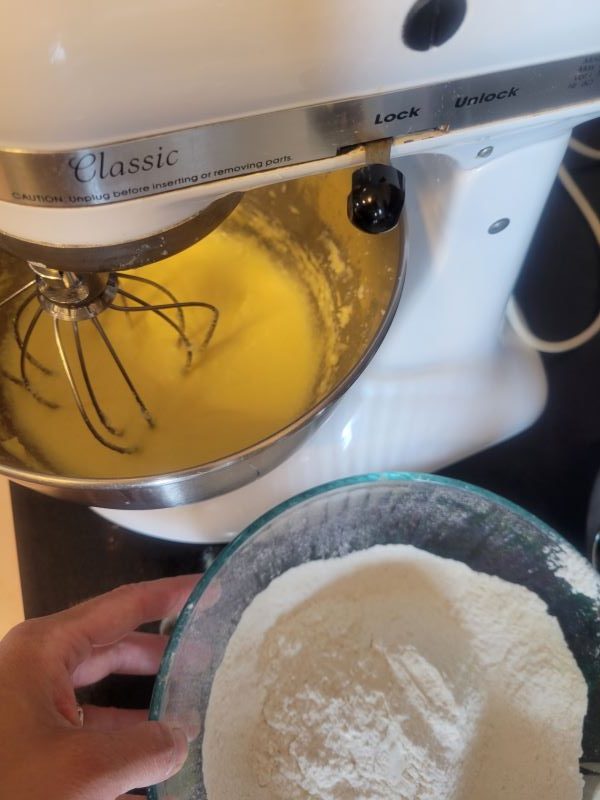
left=0, top=0, right=599, bottom=538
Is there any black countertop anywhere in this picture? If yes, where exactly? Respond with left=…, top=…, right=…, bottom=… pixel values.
left=9, top=120, right=600, bottom=712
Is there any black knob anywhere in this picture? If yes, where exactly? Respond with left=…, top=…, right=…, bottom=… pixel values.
left=402, top=0, right=467, bottom=52
left=347, top=164, right=405, bottom=234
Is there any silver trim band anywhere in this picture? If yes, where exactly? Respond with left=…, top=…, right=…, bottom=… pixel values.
left=1, top=52, right=599, bottom=209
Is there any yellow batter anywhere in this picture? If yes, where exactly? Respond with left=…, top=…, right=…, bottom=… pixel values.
left=0, top=228, right=324, bottom=478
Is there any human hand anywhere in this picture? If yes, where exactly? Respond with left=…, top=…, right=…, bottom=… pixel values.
left=0, top=574, right=199, bottom=800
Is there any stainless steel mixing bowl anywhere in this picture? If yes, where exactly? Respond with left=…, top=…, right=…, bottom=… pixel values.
left=149, top=473, right=600, bottom=800
left=0, top=169, right=405, bottom=508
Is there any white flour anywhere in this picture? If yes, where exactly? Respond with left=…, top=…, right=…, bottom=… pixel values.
left=203, top=545, right=588, bottom=800
left=543, top=541, right=600, bottom=602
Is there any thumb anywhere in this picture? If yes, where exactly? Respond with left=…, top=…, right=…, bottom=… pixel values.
left=78, top=720, right=189, bottom=798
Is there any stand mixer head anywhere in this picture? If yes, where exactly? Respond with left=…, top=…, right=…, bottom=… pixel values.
left=0, top=0, right=599, bottom=524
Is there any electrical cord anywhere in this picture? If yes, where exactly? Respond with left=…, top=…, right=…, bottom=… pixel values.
left=569, top=137, right=600, bottom=161
left=506, top=137, right=600, bottom=354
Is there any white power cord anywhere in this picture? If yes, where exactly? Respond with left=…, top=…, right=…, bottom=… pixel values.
left=569, top=137, right=600, bottom=161
left=506, top=137, right=600, bottom=354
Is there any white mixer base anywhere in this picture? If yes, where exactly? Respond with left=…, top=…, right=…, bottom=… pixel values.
left=93, top=341, right=547, bottom=543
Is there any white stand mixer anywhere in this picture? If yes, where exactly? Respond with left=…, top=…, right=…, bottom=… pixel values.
left=0, top=0, right=599, bottom=541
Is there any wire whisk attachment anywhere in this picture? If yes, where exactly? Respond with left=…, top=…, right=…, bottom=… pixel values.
left=0, top=267, right=219, bottom=454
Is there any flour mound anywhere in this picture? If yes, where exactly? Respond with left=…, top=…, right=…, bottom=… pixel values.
left=203, top=545, right=587, bottom=800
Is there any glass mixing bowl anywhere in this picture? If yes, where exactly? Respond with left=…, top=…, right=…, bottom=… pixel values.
left=149, top=473, right=600, bottom=800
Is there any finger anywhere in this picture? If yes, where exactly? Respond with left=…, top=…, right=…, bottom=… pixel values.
left=56, top=574, right=200, bottom=671
left=116, top=795, right=175, bottom=800
left=71, top=721, right=189, bottom=797
left=81, top=705, right=148, bottom=731
left=196, top=577, right=222, bottom=612
left=116, top=794, right=149, bottom=799
left=72, top=632, right=168, bottom=687
left=160, top=576, right=221, bottom=636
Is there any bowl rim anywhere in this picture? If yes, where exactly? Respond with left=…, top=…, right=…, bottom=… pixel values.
left=147, top=470, right=578, bottom=798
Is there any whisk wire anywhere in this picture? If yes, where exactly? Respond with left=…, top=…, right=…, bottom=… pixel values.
left=116, top=272, right=186, bottom=332
left=53, top=318, right=135, bottom=455
left=14, top=289, right=54, bottom=375
left=73, top=321, right=124, bottom=438
left=110, top=291, right=219, bottom=352
left=113, top=288, right=195, bottom=368
left=20, top=306, right=59, bottom=409
left=0, top=280, right=35, bottom=308
left=91, top=316, right=155, bottom=429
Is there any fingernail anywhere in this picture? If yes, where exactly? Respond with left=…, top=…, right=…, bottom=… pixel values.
left=159, top=614, right=178, bottom=637
left=167, top=726, right=189, bottom=776
left=181, top=720, right=201, bottom=743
